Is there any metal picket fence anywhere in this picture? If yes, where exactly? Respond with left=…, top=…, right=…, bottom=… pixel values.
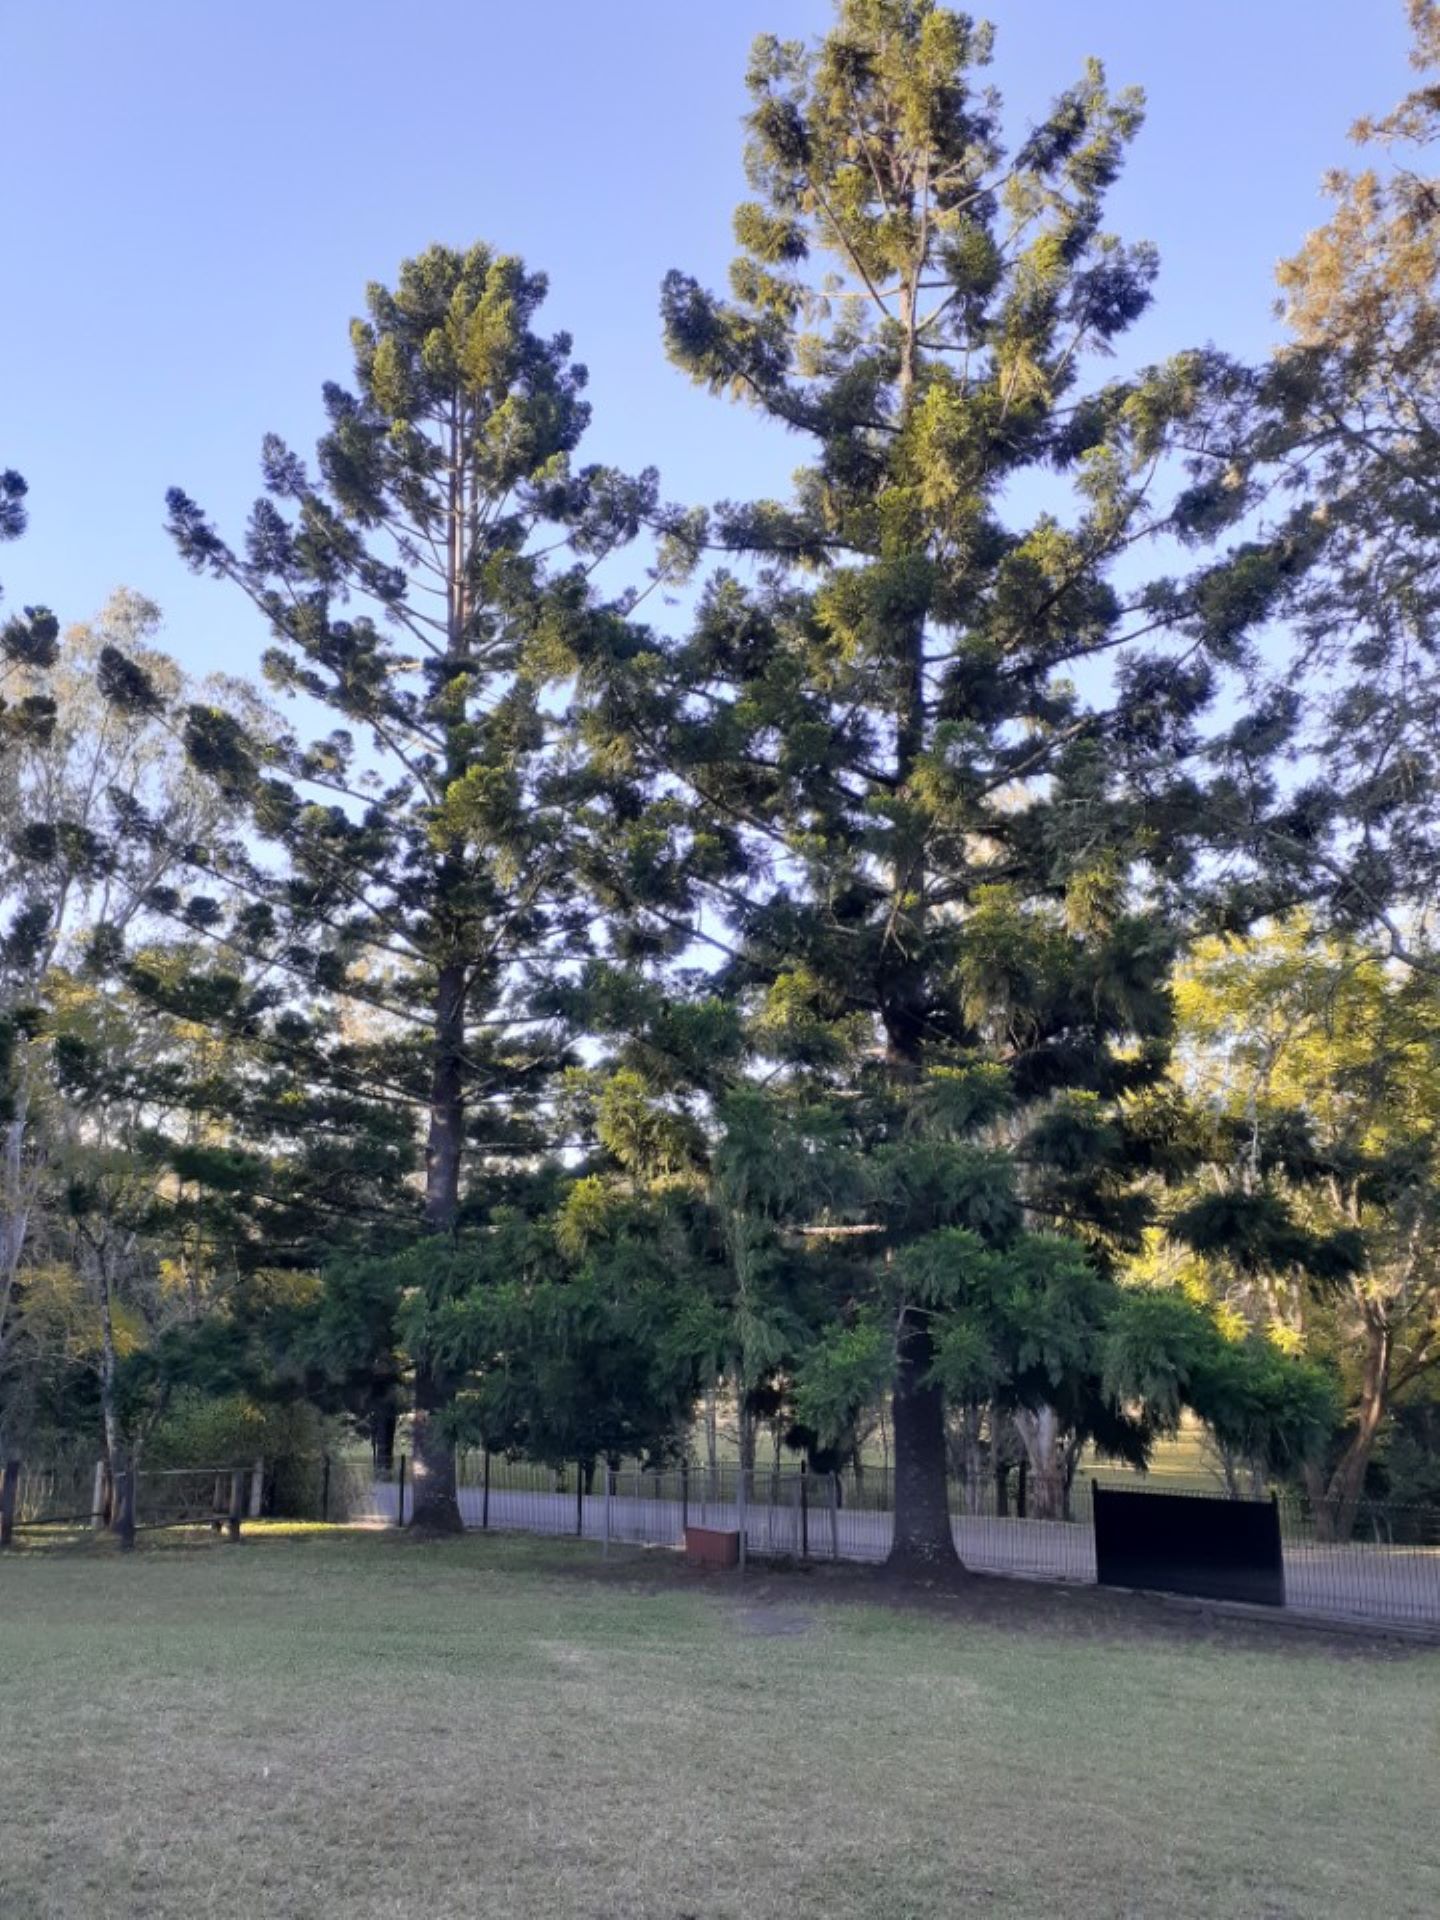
left=7, top=1447, right=1435, bottom=1631
left=354, top=1455, right=1440, bottom=1630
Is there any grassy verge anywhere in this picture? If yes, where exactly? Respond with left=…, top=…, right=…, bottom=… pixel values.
left=1, top=1529, right=1436, bottom=1919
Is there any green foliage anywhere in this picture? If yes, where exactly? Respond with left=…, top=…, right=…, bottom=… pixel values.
left=1167, top=921, right=1440, bottom=1523
left=566, top=2, right=1317, bottom=1552
left=793, top=1314, right=893, bottom=1443
left=144, top=1391, right=332, bottom=1472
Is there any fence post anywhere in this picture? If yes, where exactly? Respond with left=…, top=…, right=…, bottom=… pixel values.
left=800, top=1465, right=809, bottom=1561
left=228, top=1470, right=245, bottom=1542
left=321, top=1452, right=331, bottom=1525
left=91, top=1459, right=108, bottom=1530
left=0, top=1457, right=20, bottom=1548
left=603, top=1465, right=612, bottom=1558
left=249, top=1457, right=264, bottom=1519
left=681, top=1457, right=689, bottom=1534
left=830, top=1471, right=840, bottom=1561
left=736, top=1463, right=748, bottom=1575
left=211, top=1472, right=225, bottom=1535
left=395, top=1453, right=407, bottom=1528
left=576, top=1462, right=584, bottom=1538
left=482, top=1447, right=491, bottom=1531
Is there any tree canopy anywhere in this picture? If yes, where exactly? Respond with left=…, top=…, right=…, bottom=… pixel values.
left=5, top=2, right=1440, bottom=1566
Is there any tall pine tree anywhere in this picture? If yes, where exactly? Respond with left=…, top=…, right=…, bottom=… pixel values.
left=578, top=2, right=1303, bottom=1568
left=163, top=245, right=651, bottom=1527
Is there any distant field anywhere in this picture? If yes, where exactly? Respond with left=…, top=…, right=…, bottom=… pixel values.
left=680, top=1411, right=1227, bottom=1488
left=1, top=1529, right=1436, bottom=1919
left=1082, top=1417, right=1224, bottom=1487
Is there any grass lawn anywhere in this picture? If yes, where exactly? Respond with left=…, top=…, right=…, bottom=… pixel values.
left=1, top=1530, right=1437, bottom=1919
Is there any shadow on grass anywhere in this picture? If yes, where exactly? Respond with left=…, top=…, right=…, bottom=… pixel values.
left=9, top=1521, right=1433, bottom=1659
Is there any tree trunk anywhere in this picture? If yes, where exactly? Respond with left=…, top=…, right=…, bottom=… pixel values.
left=1013, top=1406, right=1068, bottom=1522
left=411, top=957, right=467, bottom=1534
left=1029, top=1459, right=1066, bottom=1522
left=371, top=1404, right=398, bottom=1476
left=1061, top=1432, right=1084, bottom=1523
left=90, top=1238, right=129, bottom=1537
left=408, top=1363, right=461, bottom=1532
left=705, top=1381, right=720, bottom=1496
left=887, top=1312, right=961, bottom=1574
left=424, top=961, right=467, bottom=1228
left=112, top=1448, right=136, bottom=1552
left=947, top=1404, right=984, bottom=1515
left=94, top=1242, right=137, bottom=1551
left=1313, top=1312, right=1392, bottom=1542
left=878, top=510, right=956, bottom=1573
left=737, top=1394, right=755, bottom=1478
left=0, top=1091, right=34, bottom=1451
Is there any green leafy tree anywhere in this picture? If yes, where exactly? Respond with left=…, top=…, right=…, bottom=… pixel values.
left=1170, top=923, right=1440, bottom=1535
left=441, top=1178, right=706, bottom=1480
left=160, top=244, right=651, bottom=1527
left=577, top=2, right=1300, bottom=1569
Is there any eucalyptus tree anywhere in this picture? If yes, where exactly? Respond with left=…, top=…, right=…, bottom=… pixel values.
left=0, top=591, right=288, bottom=1472
left=1223, top=1, right=1440, bottom=962
left=161, top=245, right=651, bottom=1527
left=577, top=2, right=1302, bottom=1570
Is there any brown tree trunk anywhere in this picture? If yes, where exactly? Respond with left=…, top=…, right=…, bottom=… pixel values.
left=424, top=961, right=467, bottom=1227
left=1314, top=1312, right=1392, bottom=1543
left=887, top=1312, right=961, bottom=1574
left=737, top=1392, right=756, bottom=1476
left=409, top=1363, right=462, bottom=1533
left=879, top=577, right=955, bottom=1574
left=411, top=957, right=467, bottom=1534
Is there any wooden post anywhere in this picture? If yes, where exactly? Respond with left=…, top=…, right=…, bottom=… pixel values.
left=321, top=1452, right=331, bottom=1524
left=482, top=1447, right=491, bottom=1530
left=830, top=1471, right=840, bottom=1561
left=0, top=1457, right=20, bottom=1548
left=227, top=1469, right=244, bottom=1542
left=395, top=1453, right=406, bottom=1528
left=249, top=1458, right=264, bottom=1519
left=575, top=1462, right=584, bottom=1538
left=800, top=1465, right=809, bottom=1561
left=602, top=1465, right=612, bottom=1558
left=211, top=1472, right=225, bottom=1534
left=681, top=1457, right=689, bottom=1533
left=91, top=1459, right=108, bottom=1531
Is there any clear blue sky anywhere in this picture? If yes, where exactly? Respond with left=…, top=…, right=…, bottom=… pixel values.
left=0, top=0, right=1415, bottom=677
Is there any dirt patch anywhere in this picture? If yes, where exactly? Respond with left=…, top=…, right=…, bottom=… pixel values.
left=735, top=1604, right=815, bottom=1638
